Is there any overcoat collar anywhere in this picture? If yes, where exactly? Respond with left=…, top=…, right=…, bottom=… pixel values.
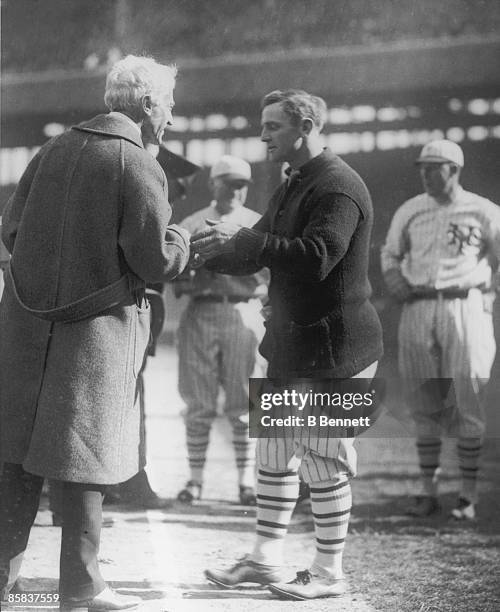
left=71, top=113, right=144, bottom=148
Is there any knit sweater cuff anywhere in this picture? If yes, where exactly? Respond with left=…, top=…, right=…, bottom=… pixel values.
left=235, top=227, right=267, bottom=261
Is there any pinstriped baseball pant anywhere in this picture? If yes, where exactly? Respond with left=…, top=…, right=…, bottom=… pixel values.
left=256, top=362, right=378, bottom=483
left=398, top=290, right=495, bottom=438
left=177, top=299, right=265, bottom=482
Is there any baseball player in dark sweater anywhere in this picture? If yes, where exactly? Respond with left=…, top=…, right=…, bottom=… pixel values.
left=191, top=89, right=382, bottom=600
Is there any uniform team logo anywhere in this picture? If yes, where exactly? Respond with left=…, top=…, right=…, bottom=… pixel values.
left=447, top=222, right=483, bottom=255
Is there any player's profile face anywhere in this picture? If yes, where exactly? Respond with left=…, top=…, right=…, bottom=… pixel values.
left=143, top=90, right=175, bottom=145
left=260, top=102, right=303, bottom=165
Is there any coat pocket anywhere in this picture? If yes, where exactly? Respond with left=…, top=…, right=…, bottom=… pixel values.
left=133, top=303, right=151, bottom=377
left=275, top=315, right=335, bottom=373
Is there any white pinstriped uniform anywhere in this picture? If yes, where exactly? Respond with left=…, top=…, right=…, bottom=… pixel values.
left=381, top=187, right=500, bottom=437
left=177, top=203, right=267, bottom=484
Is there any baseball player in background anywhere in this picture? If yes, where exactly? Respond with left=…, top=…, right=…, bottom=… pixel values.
left=381, top=139, right=500, bottom=520
left=192, top=89, right=383, bottom=600
left=174, top=155, right=268, bottom=506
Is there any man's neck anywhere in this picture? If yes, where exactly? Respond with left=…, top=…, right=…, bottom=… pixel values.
left=215, top=201, right=243, bottom=216
left=288, top=140, right=324, bottom=170
left=434, top=183, right=461, bottom=205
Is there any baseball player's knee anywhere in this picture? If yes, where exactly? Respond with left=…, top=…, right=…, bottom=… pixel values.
left=307, top=472, right=350, bottom=488
left=184, top=411, right=217, bottom=432
left=257, top=464, right=299, bottom=478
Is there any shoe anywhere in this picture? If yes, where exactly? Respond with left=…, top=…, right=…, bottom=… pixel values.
left=406, top=495, right=440, bottom=517
left=239, top=485, right=256, bottom=506
left=205, top=555, right=282, bottom=588
left=60, top=586, right=141, bottom=610
left=268, top=569, right=347, bottom=600
left=450, top=497, right=476, bottom=521
left=177, top=480, right=202, bottom=504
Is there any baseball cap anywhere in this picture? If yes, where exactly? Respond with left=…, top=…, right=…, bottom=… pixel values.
left=416, top=139, right=464, bottom=167
left=210, top=155, right=252, bottom=182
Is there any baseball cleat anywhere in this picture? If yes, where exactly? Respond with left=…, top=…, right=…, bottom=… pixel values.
left=268, top=569, right=347, bottom=600
left=205, top=555, right=282, bottom=588
left=177, top=480, right=202, bottom=504
left=450, top=497, right=476, bottom=520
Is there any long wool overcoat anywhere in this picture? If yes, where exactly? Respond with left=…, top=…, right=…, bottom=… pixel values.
left=0, top=113, right=189, bottom=484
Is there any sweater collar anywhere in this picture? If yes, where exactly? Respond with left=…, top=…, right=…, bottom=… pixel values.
left=285, top=148, right=336, bottom=182
left=71, top=113, right=144, bottom=148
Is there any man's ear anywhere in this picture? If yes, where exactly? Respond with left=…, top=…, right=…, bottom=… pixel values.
left=142, top=95, right=153, bottom=116
left=300, top=117, right=314, bottom=136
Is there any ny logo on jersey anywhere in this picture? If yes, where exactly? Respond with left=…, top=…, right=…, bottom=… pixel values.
left=447, top=223, right=482, bottom=255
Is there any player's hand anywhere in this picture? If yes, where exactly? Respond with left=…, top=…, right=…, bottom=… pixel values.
left=383, top=268, right=413, bottom=302
left=190, top=219, right=240, bottom=259
left=188, top=252, right=206, bottom=269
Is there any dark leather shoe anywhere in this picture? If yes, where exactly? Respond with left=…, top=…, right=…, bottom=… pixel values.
left=177, top=480, right=202, bottom=504
left=450, top=497, right=476, bottom=520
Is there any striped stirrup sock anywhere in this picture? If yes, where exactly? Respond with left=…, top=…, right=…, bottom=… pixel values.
left=457, top=437, right=482, bottom=504
left=310, top=476, right=352, bottom=575
left=232, top=424, right=256, bottom=488
left=416, top=438, right=442, bottom=496
left=186, top=423, right=210, bottom=483
left=251, top=469, right=299, bottom=566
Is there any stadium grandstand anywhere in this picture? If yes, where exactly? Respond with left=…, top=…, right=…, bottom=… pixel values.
left=3, top=0, right=500, bottom=72
left=2, top=0, right=500, bottom=347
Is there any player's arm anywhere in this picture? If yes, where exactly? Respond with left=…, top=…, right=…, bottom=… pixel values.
left=168, top=212, right=205, bottom=297
left=200, top=195, right=361, bottom=282
left=380, top=207, right=413, bottom=302
left=202, top=212, right=272, bottom=276
left=484, top=201, right=500, bottom=293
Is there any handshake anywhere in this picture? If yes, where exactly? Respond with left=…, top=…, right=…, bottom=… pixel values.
left=188, top=219, right=241, bottom=267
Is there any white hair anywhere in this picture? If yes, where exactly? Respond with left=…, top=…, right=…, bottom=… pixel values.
left=104, top=55, right=177, bottom=119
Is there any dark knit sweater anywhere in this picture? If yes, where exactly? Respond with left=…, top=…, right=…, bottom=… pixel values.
left=207, top=148, right=383, bottom=378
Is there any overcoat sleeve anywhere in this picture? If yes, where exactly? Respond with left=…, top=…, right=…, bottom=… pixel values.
left=1, top=146, right=46, bottom=252
left=118, top=145, right=190, bottom=282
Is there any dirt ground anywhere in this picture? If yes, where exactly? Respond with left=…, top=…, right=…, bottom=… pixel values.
left=2, top=344, right=500, bottom=612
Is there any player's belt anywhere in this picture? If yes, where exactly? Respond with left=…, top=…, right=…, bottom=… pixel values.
left=409, top=285, right=488, bottom=301
left=192, top=295, right=251, bottom=303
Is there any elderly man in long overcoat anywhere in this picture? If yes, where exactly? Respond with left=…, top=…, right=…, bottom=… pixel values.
left=0, top=55, right=190, bottom=611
